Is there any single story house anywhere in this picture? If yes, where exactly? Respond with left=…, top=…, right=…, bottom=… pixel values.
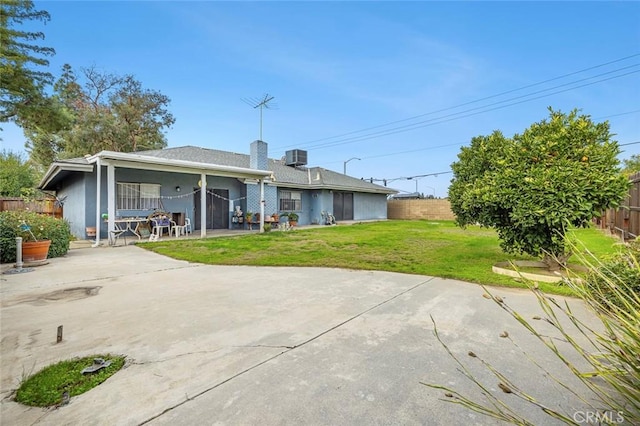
left=38, top=140, right=396, bottom=242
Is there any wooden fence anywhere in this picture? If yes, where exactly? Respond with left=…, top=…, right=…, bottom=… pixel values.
left=0, top=197, right=63, bottom=218
left=598, top=172, right=640, bottom=240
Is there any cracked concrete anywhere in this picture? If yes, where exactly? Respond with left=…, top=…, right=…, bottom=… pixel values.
left=1, top=245, right=602, bottom=425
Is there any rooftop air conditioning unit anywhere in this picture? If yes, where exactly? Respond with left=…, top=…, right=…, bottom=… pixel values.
left=285, top=149, right=308, bottom=167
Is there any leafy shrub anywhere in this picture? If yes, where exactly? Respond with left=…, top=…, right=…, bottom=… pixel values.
left=0, top=210, right=72, bottom=263
left=587, top=239, right=640, bottom=312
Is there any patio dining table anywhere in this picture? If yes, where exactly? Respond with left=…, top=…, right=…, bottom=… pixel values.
left=109, top=217, right=149, bottom=242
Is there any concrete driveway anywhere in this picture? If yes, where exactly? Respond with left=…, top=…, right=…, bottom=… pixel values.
left=1, top=245, right=600, bottom=425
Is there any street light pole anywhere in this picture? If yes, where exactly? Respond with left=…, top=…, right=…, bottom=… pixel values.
left=343, top=157, right=361, bottom=175
left=424, top=185, right=436, bottom=198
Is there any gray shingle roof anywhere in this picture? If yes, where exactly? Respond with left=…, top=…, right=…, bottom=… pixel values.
left=137, top=145, right=396, bottom=194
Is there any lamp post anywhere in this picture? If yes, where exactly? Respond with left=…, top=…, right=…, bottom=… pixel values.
left=343, top=157, right=361, bottom=175
left=424, top=185, right=436, bottom=198
left=407, top=177, right=418, bottom=193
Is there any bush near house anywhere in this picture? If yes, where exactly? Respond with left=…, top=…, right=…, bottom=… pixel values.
left=0, top=211, right=72, bottom=263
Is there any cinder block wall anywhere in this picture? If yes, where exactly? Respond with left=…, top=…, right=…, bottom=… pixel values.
left=387, top=199, right=455, bottom=220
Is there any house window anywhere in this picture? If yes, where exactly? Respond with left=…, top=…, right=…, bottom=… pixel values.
left=279, top=190, right=302, bottom=211
left=117, top=182, right=161, bottom=210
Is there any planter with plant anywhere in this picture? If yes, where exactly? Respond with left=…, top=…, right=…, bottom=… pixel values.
left=0, top=211, right=72, bottom=264
left=284, top=212, right=299, bottom=227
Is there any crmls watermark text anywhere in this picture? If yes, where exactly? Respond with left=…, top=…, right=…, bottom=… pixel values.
left=573, top=410, right=624, bottom=424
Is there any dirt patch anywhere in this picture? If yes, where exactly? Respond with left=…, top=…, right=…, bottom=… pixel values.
left=2, top=286, right=102, bottom=307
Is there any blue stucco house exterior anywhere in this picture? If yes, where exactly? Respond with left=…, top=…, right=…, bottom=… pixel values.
left=38, top=140, right=396, bottom=242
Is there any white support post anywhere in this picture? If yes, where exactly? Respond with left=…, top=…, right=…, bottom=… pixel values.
left=200, top=173, right=207, bottom=238
left=107, top=163, right=116, bottom=244
left=15, top=237, right=23, bottom=270
left=259, top=178, right=265, bottom=233
left=92, top=158, right=102, bottom=247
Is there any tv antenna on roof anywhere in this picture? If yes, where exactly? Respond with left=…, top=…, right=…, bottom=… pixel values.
left=242, top=94, right=277, bottom=140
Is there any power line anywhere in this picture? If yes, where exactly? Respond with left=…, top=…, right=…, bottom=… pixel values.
left=293, top=68, right=639, bottom=153
left=272, top=53, right=640, bottom=151
left=596, top=109, right=640, bottom=120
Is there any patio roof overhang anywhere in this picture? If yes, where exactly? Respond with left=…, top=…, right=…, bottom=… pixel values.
left=39, top=150, right=273, bottom=191
left=87, top=151, right=273, bottom=179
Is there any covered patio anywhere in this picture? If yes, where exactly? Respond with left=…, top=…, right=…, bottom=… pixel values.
left=38, top=150, right=274, bottom=245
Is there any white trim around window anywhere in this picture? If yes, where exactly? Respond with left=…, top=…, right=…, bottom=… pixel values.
left=117, top=182, right=161, bottom=210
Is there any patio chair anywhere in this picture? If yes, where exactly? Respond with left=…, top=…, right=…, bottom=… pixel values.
left=151, top=218, right=171, bottom=239
left=109, top=229, right=127, bottom=246
left=172, top=220, right=186, bottom=237
left=184, top=218, right=192, bottom=235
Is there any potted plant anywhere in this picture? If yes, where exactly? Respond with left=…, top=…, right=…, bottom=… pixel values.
left=286, top=212, right=299, bottom=227
left=0, top=211, right=72, bottom=264
left=18, top=220, right=52, bottom=263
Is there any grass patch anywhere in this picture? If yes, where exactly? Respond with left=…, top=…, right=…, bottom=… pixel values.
left=16, top=355, right=125, bottom=407
left=143, top=220, right=619, bottom=295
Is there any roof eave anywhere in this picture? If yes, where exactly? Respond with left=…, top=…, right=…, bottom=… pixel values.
left=273, top=182, right=397, bottom=194
left=38, top=161, right=94, bottom=190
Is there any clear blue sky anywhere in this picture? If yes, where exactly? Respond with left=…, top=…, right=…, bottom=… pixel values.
left=2, top=1, right=639, bottom=197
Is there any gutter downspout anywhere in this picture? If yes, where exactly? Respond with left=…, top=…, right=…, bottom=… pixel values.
left=107, top=163, right=115, bottom=243
left=92, top=157, right=102, bottom=247
left=259, top=178, right=265, bottom=233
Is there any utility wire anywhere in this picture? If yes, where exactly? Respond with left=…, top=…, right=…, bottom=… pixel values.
left=274, top=69, right=639, bottom=162
left=596, top=109, right=640, bottom=120
left=299, top=67, right=640, bottom=151
left=273, top=53, right=640, bottom=151
left=365, top=141, right=640, bottom=184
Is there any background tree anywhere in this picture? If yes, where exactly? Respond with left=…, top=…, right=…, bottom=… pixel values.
left=449, top=108, right=629, bottom=270
left=24, top=64, right=175, bottom=167
left=622, top=154, right=640, bottom=175
left=0, top=0, right=56, bottom=126
left=0, top=150, right=36, bottom=196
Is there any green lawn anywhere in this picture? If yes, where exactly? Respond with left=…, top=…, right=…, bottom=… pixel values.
left=143, top=220, right=620, bottom=295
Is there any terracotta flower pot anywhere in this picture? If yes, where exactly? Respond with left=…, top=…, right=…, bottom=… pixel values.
left=22, top=240, right=51, bottom=262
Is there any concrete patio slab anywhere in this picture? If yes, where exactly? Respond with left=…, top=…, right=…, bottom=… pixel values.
left=1, top=245, right=603, bottom=425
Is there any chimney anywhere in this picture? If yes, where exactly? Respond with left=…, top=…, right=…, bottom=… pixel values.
left=250, top=140, right=268, bottom=170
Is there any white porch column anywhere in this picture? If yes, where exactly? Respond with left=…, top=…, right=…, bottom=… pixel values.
left=259, top=178, right=265, bottom=233
left=200, top=173, right=207, bottom=238
left=107, top=163, right=116, bottom=242
left=92, top=157, right=102, bottom=247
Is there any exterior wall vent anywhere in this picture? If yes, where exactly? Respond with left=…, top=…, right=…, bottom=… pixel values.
left=285, top=149, right=308, bottom=166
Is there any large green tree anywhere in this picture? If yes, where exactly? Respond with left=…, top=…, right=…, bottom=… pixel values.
left=0, top=0, right=56, bottom=125
left=449, top=108, right=629, bottom=269
left=24, top=64, right=176, bottom=166
left=0, top=149, right=36, bottom=196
